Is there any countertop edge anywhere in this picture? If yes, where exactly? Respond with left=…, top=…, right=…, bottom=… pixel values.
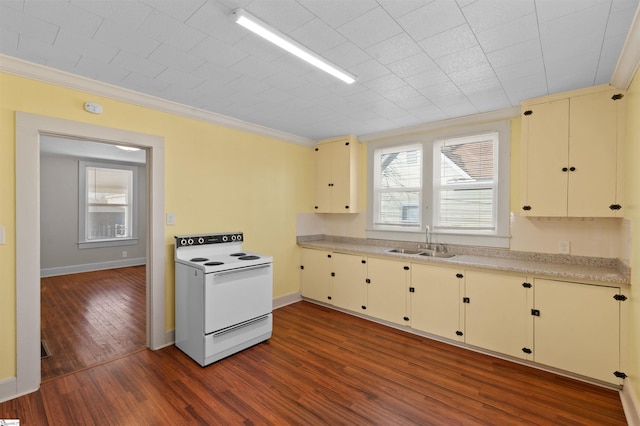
left=297, top=237, right=630, bottom=286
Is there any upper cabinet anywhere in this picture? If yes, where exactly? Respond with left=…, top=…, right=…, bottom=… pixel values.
left=520, top=85, right=625, bottom=217
left=314, top=135, right=360, bottom=213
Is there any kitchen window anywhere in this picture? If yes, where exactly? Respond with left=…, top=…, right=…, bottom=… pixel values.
left=368, top=121, right=510, bottom=248
left=78, top=161, right=138, bottom=248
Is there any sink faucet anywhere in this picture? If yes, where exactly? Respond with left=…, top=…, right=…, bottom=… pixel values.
left=425, top=225, right=431, bottom=250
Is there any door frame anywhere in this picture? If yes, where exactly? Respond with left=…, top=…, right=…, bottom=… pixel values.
left=15, top=112, right=166, bottom=397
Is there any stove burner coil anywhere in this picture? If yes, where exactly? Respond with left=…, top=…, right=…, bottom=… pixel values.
left=230, top=253, right=246, bottom=257
left=204, top=261, right=224, bottom=266
left=239, top=255, right=260, bottom=260
left=190, top=257, right=209, bottom=262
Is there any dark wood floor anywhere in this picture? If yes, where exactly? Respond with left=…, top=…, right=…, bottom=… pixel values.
left=2, top=300, right=626, bottom=425
left=40, top=266, right=146, bottom=381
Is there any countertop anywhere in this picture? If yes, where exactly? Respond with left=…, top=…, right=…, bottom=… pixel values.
left=298, top=236, right=630, bottom=285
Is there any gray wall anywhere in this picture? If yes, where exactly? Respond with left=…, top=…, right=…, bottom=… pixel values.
left=40, top=153, right=147, bottom=276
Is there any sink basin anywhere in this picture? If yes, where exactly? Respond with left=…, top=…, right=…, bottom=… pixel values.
left=419, top=251, right=456, bottom=259
left=386, top=248, right=424, bottom=255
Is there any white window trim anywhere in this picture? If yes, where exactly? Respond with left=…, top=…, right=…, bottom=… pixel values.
left=78, top=160, right=139, bottom=249
left=367, top=121, right=511, bottom=248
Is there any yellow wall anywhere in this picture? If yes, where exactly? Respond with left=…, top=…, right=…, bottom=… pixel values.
left=624, top=67, right=640, bottom=406
left=0, top=72, right=315, bottom=381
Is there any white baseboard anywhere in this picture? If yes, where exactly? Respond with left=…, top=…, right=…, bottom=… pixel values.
left=273, top=292, right=302, bottom=309
left=621, top=378, right=640, bottom=426
left=0, top=376, right=17, bottom=403
left=40, top=258, right=146, bottom=277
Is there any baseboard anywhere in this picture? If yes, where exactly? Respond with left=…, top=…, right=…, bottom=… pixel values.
left=621, top=378, right=640, bottom=426
left=40, top=258, right=146, bottom=277
left=273, top=292, right=302, bottom=309
left=0, top=377, right=17, bottom=404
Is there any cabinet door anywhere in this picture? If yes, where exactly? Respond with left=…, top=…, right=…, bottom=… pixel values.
left=464, top=271, right=530, bottom=359
left=300, top=249, right=333, bottom=304
left=410, top=263, right=464, bottom=341
left=521, top=99, right=569, bottom=216
left=366, top=257, right=409, bottom=326
left=568, top=90, right=621, bottom=217
left=533, top=279, right=621, bottom=384
left=332, top=252, right=367, bottom=312
left=314, top=144, right=333, bottom=213
left=330, top=140, right=357, bottom=213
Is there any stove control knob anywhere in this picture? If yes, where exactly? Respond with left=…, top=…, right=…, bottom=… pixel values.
left=231, top=235, right=237, bottom=241
left=180, top=239, right=187, bottom=246
left=187, top=238, right=194, bottom=245
left=222, top=235, right=228, bottom=242
left=236, top=234, right=242, bottom=241
left=198, top=237, right=204, bottom=244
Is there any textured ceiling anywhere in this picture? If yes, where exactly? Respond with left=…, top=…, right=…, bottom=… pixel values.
left=1, top=0, right=638, bottom=141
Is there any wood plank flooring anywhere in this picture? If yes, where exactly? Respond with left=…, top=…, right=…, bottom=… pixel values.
left=2, top=300, right=626, bottom=425
left=40, top=266, right=146, bottom=381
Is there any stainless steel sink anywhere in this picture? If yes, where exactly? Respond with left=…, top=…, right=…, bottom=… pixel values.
left=386, top=248, right=424, bottom=255
left=419, top=251, right=456, bottom=258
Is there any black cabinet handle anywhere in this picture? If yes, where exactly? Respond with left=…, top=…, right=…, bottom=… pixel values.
left=456, top=331, right=463, bottom=336
left=403, top=266, right=410, bottom=270
left=562, top=167, right=568, bottom=172
left=522, top=205, right=531, bottom=211
left=456, top=273, right=464, bottom=279
left=569, top=166, right=576, bottom=172
left=403, top=316, right=409, bottom=321
left=610, top=204, right=622, bottom=210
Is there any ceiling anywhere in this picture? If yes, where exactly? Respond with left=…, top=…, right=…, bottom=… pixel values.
left=1, top=0, right=639, bottom=141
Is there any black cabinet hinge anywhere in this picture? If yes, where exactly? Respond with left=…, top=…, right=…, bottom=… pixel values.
left=613, top=294, right=627, bottom=301
left=455, top=330, right=463, bottom=336
left=403, top=316, right=409, bottom=321
left=609, top=204, right=622, bottom=211
left=522, top=347, right=532, bottom=354
left=327, top=296, right=332, bottom=300
left=361, top=305, right=367, bottom=310
left=522, top=205, right=532, bottom=211
left=614, top=371, right=627, bottom=379
left=300, top=265, right=304, bottom=270
left=522, top=282, right=532, bottom=288
left=456, top=273, right=464, bottom=279
left=611, top=93, right=624, bottom=100
left=409, top=287, right=415, bottom=293
left=361, top=259, right=366, bottom=264
left=463, top=297, right=470, bottom=304
left=365, top=278, right=371, bottom=284
left=523, top=110, right=533, bottom=116
left=403, top=266, right=410, bottom=271
left=531, top=309, right=541, bottom=317
left=330, top=272, right=335, bottom=277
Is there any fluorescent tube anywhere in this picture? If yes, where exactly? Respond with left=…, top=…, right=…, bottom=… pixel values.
left=232, top=8, right=357, bottom=84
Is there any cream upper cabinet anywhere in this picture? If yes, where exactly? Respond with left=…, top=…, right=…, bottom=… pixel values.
left=533, top=279, right=623, bottom=385
left=366, top=257, right=410, bottom=326
left=332, top=252, right=367, bottom=313
left=464, top=271, right=531, bottom=359
left=314, top=135, right=359, bottom=213
left=300, top=248, right=333, bottom=304
left=521, top=86, right=625, bottom=217
left=410, top=263, right=465, bottom=342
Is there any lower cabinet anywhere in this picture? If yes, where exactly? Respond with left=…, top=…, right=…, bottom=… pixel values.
left=410, top=263, right=464, bottom=342
left=464, top=270, right=531, bottom=359
left=300, top=248, right=333, bottom=304
left=332, top=252, right=367, bottom=312
left=533, top=279, right=622, bottom=384
left=366, top=257, right=410, bottom=326
left=300, top=248, right=625, bottom=384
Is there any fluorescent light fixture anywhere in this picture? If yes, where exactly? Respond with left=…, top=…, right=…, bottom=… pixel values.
left=232, top=8, right=357, bottom=84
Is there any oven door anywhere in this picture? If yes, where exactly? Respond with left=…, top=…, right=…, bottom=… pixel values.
left=204, top=263, right=273, bottom=334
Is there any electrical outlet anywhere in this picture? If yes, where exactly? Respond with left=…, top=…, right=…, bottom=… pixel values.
left=122, top=250, right=128, bottom=258
left=558, top=241, right=570, bottom=254
left=167, top=212, right=175, bottom=225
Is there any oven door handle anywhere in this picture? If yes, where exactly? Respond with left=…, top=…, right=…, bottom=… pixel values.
left=212, top=263, right=272, bottom=277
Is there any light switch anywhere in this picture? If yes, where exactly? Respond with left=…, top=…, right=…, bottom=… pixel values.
left=167, top=213, right=175, bottom=225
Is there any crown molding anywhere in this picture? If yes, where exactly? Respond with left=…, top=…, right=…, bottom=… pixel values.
left=611, top=5, right=640, bottom=89
left=358, top=106, right=520, bottom=143
left=0, top=54, right=316, bottom=147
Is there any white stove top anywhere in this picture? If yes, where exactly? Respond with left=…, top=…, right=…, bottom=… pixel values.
left=174, top=232, right=272, bottom=273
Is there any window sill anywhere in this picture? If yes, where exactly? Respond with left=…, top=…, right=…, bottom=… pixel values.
left=78, top=238, right=139, bottom=249
left=365, top=228, right=510, bottom=249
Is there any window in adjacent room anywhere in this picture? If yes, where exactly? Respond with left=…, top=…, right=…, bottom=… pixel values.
left=79, top=161, right=138, bottom=248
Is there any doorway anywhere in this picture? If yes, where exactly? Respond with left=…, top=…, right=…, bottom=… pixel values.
left=15, top=112, right=166, bottom=397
